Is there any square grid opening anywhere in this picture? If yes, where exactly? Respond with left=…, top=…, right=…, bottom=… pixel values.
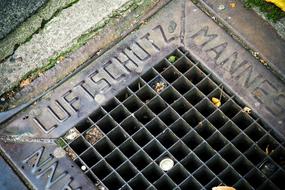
left=59, top=48, right=285, bottom=190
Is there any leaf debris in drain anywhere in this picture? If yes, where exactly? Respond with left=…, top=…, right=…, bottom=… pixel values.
left=265, top=145, right=274, bottom=155
left=85, top=127, right=103, bottom=145
left=154, top=81, right=167, bottom=93
left=212, top=86, right=224, bottom=107
left=167, top=55, right=177, bottom=63
left=20, top=78, right=32, bottom=88
left=96, top=182, right=105, bottom=190
left=243, top=106, right=252, bottom=114
left=229, top=2, right=236, bottom=8
left=64, top=128, right=80, bottom=141
left=64, top=147, right=76, bottom=160
left=151, top=76, right=168, bottom=93
left=212, top=186, right=236, bottom=190
left=211, top=97, right=221, bottom=107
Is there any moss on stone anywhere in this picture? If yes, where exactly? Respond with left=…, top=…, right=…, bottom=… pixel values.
left=0, top=0, right=78, bottom=62
left=244, top=0, right=285, bottom=22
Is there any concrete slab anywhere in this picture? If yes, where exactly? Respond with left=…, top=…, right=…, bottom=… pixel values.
left=0, top=0, right=47, bottom=40
left=0, top=0, right=129, bottom=96
left=0, top=0, right=78, bottom=62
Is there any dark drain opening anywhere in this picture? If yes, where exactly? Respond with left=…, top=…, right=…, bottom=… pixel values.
left=58, top=48, right=285, bottom=190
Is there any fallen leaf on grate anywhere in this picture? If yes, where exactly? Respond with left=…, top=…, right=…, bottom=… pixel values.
left=212, top=97, right=221, bottom=107
left=229, top=2, right=236, bottom=8
left=85, top=127, right=103, bottom=145
left=65, top=147, right=77, bottom=160
left=168, top=55, right=177, bottom=63
left=20, top=78, right=32, bottom=88
left=154, top=82, right=166, bottom=93
left=212, top=186, right=236, bottom=190
left=96, top=182, right=105, bottom=190
left=243, top=106, right=252, bottom=114
left=266, top=145, right=270, bottom=155
left=265, top=145, right=274, bottom=155
left=64, top=128, right=80, bottom=141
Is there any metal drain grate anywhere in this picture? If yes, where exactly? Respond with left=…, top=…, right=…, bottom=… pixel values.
left=59, top=48, right=285, bottom=190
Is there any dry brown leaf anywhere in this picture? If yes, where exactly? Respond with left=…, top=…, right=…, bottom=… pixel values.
left=266, top=145, right=269, bottom=155
left=212, top=186, right=236, bottom=190
left=265, top=145, right=272, bottom=155
left=85, top=127, right=103, bottom=145
left=20, top=78, right=31, bottom=88
left=229, top=2, right=236, bottom=8
left=58, top=56, right=65, bottom=62
left=64, top=147, right=76, bottom=160
left=38, top=72, right=44, bottom=77
left=154, top=82, right=166, bottom=93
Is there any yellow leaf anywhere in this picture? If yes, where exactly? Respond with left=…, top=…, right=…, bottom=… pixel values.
left=211, top=97, right=221, bottom=107
left=266, top=0, right=285, bottom=11
left=20, top=78, right=31, bottom=88
left=58, top=56, right=65, bottom=61
left=229, top=2, right=236, bottom=8
left=212, top=186, right=236, bottom=190
left=211, top=97, right=219, bottom=103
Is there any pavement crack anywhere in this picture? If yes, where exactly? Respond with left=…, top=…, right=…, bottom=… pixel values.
left=0, top=0, right=80, bottom=63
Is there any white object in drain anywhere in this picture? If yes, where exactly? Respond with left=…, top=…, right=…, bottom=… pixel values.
left=64, top=128, right=80, bottom=140
left=159, top=158, right=174, bottom=171
left=81, top=165, right=87, bottom=171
